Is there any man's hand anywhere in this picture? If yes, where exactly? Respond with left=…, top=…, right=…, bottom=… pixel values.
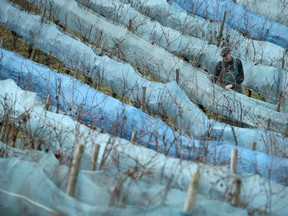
left=224, top=84, right=233, bottom=89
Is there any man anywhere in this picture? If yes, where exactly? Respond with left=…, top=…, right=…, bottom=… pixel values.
left=213, top=47, right=244, bottom=93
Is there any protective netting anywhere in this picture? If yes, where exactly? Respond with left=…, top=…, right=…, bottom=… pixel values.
left=76, top=0, right=287, bottom=105
left=119, top=0, right=288, bottom=70
left=0, top=84, right=287, bottom=215
left=1, top=59, right=288, bottom=185
left=1, top=0, right=288, bottom=133
left=0, top=142, right=252, bottom=216
left=1, top=0, right=288, bottom=214
left=236, top=0, right=288, bottom=26
left=173, top=0, right=288, bottom=49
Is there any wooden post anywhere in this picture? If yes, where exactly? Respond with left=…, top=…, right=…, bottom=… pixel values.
left=217, top=11, right=227, bottom=47
left=11, top=127, right=19, bottom=148
left=141, top=86, right=146, bottom=112
left=183, top=172, right=201, bottom=214
left=0, top=116, right=9, bottom=143
left=74, top=69, right=79, bottom=80
left=276, top=58, right=284, bottom=111
left=251, top=142, right=256, bottom=151
left=230, top=149, right=238, bottom=174
left=4, top=124, right=12, bottom=144
left=130, top=131, right=138, bottom=142
left=266, top=119, right=271, bottom=129
left=0, top=121, right=6, bottom=142
left=112, top=92, right=117, bottom=98
left=41, top=7, right=46, bottom=23
left=66, top=145, right=84, bottom=197
left=48, top=1, right=53, bottom=24
left=1, top=123, right=7, bottom=144
left=276, top=93, right=282, bottom=112
left=90, top=144, right=100, bottom=171
left=127, top=19, right=133, bottom=31
left=11, top=31, right=18, bottom=50
left=45, top=94, right=51, bottom=111
left=248, top=89, right=252, bottom=97
left=176, top=69, right=180, bottom=84
left=27, top=44, right=33, bottom=59
left=231, top=179, right=241, bottom=206
left=56, top=79, right=61, bottom=114
left=31, top=48, right=37, bottom=61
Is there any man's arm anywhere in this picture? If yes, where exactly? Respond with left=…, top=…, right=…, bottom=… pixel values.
left=236, top=59, right=244, bottom=84
left=213, top=61, right=222, bottom=83
left=214, top=61, right=221, bottom=77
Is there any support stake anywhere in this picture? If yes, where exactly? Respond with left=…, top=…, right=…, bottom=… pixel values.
left=0, top=116, right=9, bottom=143
left=141, top=86, right=146, bottom=112
left=130, top=131, right=138, bottom=142
left=251, top=142, right=256, bottom=151
left=30, top=48, right=37, bottom=61
left=231, top=179, right=242, bottom=206
left=45, top=94, right=51, bottom=111
left=91, top=144, right=100, bottom=171
left=217, top=11, right=227, bottom=47
left=127, top=19, right=133, bottom=31
left=66, top=145, right=84, bottom=197
left=230, top=149, right=238, bottom=174
left=11, top=31, right=18, bottom=50
left=183, top=172, right=201, bottom=214
left=176, top=69, right=180, bottom=84
left=248, top=89, right=252, bottom=97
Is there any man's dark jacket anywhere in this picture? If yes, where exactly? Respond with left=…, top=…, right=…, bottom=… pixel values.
left=214, top=57, right=244, bottom=93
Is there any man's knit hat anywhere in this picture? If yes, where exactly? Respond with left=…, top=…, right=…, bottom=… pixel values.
left=220, top=47, right=231, bottom=57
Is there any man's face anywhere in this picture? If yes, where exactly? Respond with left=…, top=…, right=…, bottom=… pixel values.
left=222, top=53, right=231, bottom=63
